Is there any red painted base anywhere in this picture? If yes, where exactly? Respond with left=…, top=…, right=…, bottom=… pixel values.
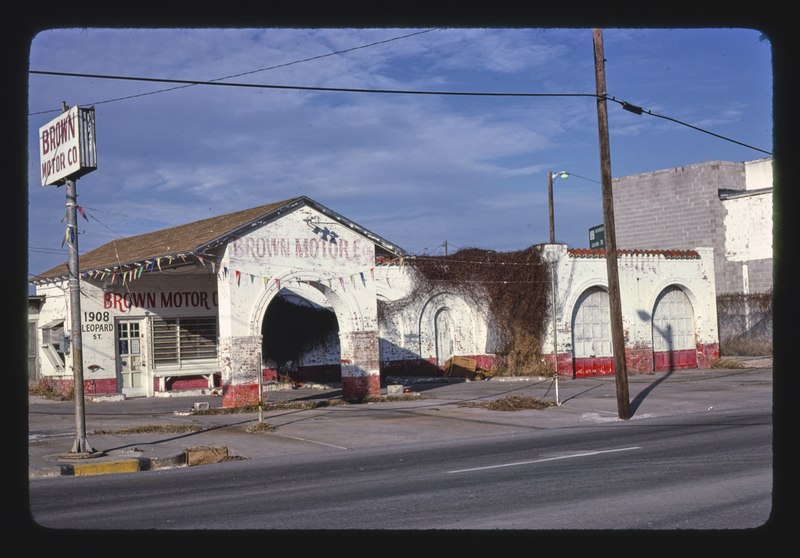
left=341, top=374, right=381, bottom=402
left=222, top=383, right=260, bottom=408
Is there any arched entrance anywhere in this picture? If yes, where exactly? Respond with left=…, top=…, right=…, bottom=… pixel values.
left=652, top=285, right=697, bottom=370
left=261, top=289, right=341, bottom=384
left=571, top=286, right=614, bottom=377
left=434, top=307, right=454, bottom=366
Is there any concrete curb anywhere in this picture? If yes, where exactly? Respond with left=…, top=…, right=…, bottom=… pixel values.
left=31, top=446, right=233, bottom=478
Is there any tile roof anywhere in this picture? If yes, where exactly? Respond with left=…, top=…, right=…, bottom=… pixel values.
left=568, top=248, right=701, bottom=259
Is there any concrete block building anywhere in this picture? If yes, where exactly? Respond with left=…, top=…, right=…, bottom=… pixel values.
left=612, top=158, right=773, bottom=296
left=30, top=196, right=720, bottom=405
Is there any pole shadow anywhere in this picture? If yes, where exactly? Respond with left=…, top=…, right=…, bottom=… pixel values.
left=631, top=311, right=675, bottom=415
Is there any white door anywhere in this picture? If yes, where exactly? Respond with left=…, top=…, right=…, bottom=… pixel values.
left=572, top=288, right=612, bottom=358
left=117, top=319, right=147, bottom=397
left=652, top=286, right=696, bottom=369
left=435, top=308, right=454, bottom=366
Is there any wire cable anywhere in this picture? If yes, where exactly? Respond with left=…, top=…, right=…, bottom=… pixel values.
left=29, top=29, right=439, bottom=116
left=29, top=69, right=771, bottom=156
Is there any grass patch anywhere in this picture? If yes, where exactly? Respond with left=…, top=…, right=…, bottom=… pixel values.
left=93, top=424, right=204, bottom=435
left=246, top=421, right=277, bottom=433
left=460, top=395, right=555, bottom=411
left=362, top=393, right=425, bottom=403
left=196, top=398, right=348, bottom=415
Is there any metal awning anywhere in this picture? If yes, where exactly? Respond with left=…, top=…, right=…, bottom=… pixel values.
left=39, top=319, right=64, bottom=330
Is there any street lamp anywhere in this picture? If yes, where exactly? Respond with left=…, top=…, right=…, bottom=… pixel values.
left=548, top=170, right=569, bottom=244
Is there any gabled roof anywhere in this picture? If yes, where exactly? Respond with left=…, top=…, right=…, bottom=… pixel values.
left=32, top=196, right=407, bottom=283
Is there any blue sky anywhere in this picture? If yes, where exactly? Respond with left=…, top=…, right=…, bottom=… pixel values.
left=27, top=27, right=773, bottom=284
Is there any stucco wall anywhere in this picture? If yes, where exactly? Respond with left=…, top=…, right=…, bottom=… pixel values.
left=32, top=205, right=722, bottom=399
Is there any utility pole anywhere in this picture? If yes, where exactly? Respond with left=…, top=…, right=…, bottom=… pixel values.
left=592, top=29, right=631, bottom=420
left=61, top=102, right=95, bottom=454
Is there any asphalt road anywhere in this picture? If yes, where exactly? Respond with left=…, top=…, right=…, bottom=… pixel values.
left=22, top=363, right=780, bottom=542
left=29, top=407, right=771, bottom=531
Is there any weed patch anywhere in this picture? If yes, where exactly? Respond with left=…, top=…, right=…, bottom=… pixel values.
left=93, top=424, right=204, bottom=435
left=712, top=357, right=746, bottom=369
left=246, top=421, right=277, bottom=433
left=460, top=395, right=554, bottom=411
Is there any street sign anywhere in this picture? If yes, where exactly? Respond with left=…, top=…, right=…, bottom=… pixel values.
left=589, top=224, right=605, bottom=248
left=39, top=106, right=97, bottom=186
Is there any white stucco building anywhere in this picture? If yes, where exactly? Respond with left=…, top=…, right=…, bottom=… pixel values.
left=30, top=196, right=719, bottom=405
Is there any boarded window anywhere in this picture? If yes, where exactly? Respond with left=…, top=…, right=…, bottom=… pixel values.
left=153, top=317, right=217, bottom=365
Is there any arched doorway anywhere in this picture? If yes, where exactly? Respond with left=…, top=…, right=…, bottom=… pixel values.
left=261, top=289, right=340, bottom=384
left=571, top=287, right=614, bottom=377
left=652, top=286, right=697, bottom=370
left=434, top=307, right=454, bottom=367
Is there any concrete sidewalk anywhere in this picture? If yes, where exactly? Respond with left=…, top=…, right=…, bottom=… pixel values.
left=27, top=360, right=772, bottom=479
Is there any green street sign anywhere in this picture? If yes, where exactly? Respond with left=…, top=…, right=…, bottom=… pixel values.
left=589, top=224, right=605, bottom=248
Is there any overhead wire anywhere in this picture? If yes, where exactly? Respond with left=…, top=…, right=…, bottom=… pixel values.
left=29, top=69, right=771, bottom=156
left=28, top=28, right=440, bottom=116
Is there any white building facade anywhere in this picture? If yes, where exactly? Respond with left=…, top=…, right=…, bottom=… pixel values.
left=31, top=197, right=719, bottom=406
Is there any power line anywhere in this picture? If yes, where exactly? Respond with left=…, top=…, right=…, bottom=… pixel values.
left=28, top=29, right=439, bottom=116
left=608, top=96, right=772, bottom=156
left=29, top=69, right=771, bottom=156
left=30, top=69, right=597, bottom=101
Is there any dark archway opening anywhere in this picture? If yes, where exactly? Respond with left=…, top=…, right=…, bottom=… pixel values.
left=261, top=292, right=340, bottom=384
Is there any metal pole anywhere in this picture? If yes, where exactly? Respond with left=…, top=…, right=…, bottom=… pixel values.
left=258, top=360, right=264, bottom=423
left=592, top=29, right=631, bottom=420
left=550, top=260, right=560, bottom=406
left=548, top=172, right=555, bottom=244
left=65, top=177, right=95, bottom=454
left=60, top=101, right=94, bottom=454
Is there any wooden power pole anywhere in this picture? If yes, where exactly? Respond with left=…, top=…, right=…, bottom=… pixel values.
left=592, top=29, right=631, bottom=420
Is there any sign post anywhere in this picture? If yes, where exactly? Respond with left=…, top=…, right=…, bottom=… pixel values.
left=40, top=102, right=98, bottom=455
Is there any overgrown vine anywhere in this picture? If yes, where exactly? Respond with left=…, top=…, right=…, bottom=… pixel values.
left=396, top=246, right=553, bottom=374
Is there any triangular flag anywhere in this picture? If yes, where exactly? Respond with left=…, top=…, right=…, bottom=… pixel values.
left=198, top=256, right=205, bottom=267
left=235, top=270, right=241, bottom=285
left=77, top=206, right=88, bottom=221
left=275, top=278, right=281, bottom=290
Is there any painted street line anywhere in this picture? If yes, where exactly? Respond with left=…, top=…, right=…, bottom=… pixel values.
left=445, top=446, right=641, bottom=474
